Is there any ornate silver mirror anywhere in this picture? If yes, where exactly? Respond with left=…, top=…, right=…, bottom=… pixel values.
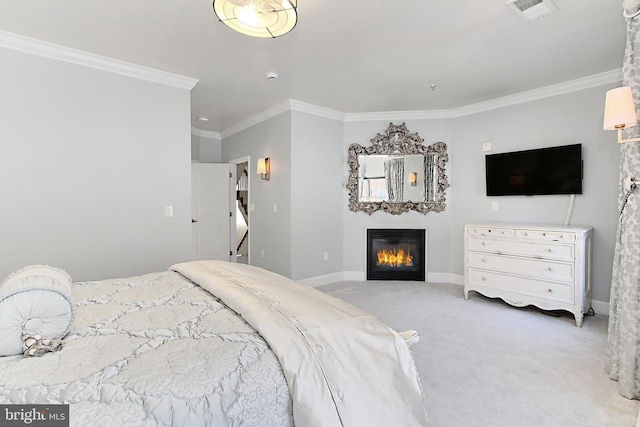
left=347, top=122, right=449, bottom=215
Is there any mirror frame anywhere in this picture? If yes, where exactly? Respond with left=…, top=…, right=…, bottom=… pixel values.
left=347, top=122, right=449, bottom=215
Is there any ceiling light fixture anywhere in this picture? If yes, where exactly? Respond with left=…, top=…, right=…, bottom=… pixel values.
left=213, top=0, right=298, bottom=38
left=196, top=116, right=210, bottom=122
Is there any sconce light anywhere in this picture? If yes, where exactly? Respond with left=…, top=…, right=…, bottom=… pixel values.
left=257, top=157, right=270, bottom=180
left=604, top=86, right=640, bottom=144
left=409, top=172, right=418, bottom=186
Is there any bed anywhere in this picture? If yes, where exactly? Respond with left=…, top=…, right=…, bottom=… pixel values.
left=0, top=260, right=428, bottom=426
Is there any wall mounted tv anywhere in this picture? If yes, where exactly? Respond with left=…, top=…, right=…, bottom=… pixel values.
left=485, top=144, right=583, bottom=196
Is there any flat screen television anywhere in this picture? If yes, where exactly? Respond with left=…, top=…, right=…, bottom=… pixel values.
left=485, top=144, right=583, bottom=196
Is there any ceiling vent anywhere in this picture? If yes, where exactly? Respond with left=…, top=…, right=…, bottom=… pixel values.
left=507, top=0, right=557, bottom=21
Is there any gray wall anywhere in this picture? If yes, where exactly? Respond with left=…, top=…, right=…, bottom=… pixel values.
left=191, top=133, right=222, bottom=163
left=290, top=111, right=344, bottom=280
left=0, top=47, right=193, bottom=282
left=339, top=84, right=619, bottom=303
left=222, top=113, right=292, bottom=277
left=449, top=84, right=621, bottom=303
left=342, top=119, right=455, bottom=278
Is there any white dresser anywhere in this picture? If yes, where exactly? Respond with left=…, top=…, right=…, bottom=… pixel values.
left=464, top=223, right=592, bottom=326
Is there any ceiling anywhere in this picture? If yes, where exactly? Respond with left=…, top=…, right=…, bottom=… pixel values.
left=0, top=0, right=627, bottom=133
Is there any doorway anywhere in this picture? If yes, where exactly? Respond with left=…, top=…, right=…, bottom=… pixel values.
left=230, top=158, right=250, bottom=264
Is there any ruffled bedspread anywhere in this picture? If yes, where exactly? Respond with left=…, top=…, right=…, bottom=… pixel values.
left=0, top=270, right=293, bottom=426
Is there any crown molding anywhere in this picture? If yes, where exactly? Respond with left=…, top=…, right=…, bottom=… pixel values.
left=218, top=99, right=346, bottom=138
left=289, top=100, right=345, bottom=121
left=220, top=100, right=291, bottom=139
left=344, top=109, right=452, bottom=122
left=209, top=68, right=622, bottom=137
left=343, top=69, right=622, bottom=122
left=191, top=127, right=221, bottom=140
left=447, top=69, right=622, bottom=118
left=0, top=30, right=198, bottom=90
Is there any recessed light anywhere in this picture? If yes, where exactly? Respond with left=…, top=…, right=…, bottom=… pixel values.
left=266, top=72, right=279, bottom=81
left=196, top=116, right=210, bottom=122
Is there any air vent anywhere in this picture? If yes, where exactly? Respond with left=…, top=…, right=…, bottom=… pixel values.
left=507, top=0, right=557, bottom=21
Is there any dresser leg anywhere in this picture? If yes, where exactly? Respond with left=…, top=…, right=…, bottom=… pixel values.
left=464, top=289, right=469, bottom=300
left=575, top=314, right=584, bottom=327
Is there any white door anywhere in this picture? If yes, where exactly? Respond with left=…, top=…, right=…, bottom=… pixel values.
left=192, top=163, right=231, bottom=261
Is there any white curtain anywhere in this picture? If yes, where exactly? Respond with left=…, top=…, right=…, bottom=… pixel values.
left=606, top=1, right=640, bottom=400
left=385, top=158, right=404, bottom=203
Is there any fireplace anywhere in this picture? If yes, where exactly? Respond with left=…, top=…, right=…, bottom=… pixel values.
left=367, top=228, right=426, bottom=281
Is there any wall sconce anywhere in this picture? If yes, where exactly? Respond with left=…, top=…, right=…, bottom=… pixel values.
left=257, top=157, right=270, bottom=181
left=409, top=172, right=418, bottom=186
left=604, top=86, right=640, bottom=144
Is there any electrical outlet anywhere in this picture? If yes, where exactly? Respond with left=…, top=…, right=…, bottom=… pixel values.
left=324, top=252, right=329, bottom=261
left=482, top=142, right=492, bottom=152
left=260, top=250, right=265, bottom=258
left=491, top=202, right=499, bottom=211
left=164, top=206, right=174, bottom=217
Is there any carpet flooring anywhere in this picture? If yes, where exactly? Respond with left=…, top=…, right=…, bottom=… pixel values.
left=317, top=280, right=640, bottom=427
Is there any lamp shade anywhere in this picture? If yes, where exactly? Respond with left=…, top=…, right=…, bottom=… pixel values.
left=213, top=0, right=297, bottom=38
left=604, top=86, right=638, bottom=130
left=257, top=158, right=267, bottom=175
left=409, top=172, right=418, bottom=185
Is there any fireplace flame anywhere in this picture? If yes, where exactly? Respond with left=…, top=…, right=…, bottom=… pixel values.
left=376, top=247, right=413, bottom=267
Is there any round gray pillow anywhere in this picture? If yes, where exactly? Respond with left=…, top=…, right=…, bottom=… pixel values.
left=0, top=265, right=75, bottom=356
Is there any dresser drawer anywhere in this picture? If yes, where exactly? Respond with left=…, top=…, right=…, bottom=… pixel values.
left=467, top=252, right=574, bottom=283
left=466, top=226, right=514, bottom=238
left=468, top=237, right=574, bottom=261
left=467, top=269, right=573, bottom=304
left=516, top=229, right=575, bottom=242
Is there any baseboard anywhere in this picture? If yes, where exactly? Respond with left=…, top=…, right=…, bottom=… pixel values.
left=297, top=271, right=364, bottom=287
left=299, top=271, right=459, bottom=287
left=429, top=273, right=464, bottom=285
left=591, top=299, right=609, bottom=317
left=298, top=271, right=611, bottom=316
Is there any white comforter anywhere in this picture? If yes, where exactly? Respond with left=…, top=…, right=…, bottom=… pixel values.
left=0, top=260, right=428, bottom=426
left=172, top=260, right=428, bottom=427
left=0, top=268, right=293, bottom=426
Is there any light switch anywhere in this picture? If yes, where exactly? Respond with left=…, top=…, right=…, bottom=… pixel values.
left=491, top=202, right=499, bottom=211
left=482, top=143, right=492, bottom=152
left=273, top=204, right=278, bottom=213
left=164, top=206, right=174, bottom=217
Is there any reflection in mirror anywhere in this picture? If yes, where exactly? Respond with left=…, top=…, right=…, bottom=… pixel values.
left=358, top=154, right=428, bottom=203
left=347, top=123, right=449, bottom=215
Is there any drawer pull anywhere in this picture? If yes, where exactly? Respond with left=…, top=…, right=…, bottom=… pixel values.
left=547, top=249, right=553, bottom=253
left=481, top=276, right=487, bottom=281
left=547, top=288, right=553, bottom=293
left=482, top=242, right=487, bottom=246
left=547, top=267, right=553, bottom=271
left=482, top=258, right=487, bottom=262
left=542, top=233, right=546, bottom=236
